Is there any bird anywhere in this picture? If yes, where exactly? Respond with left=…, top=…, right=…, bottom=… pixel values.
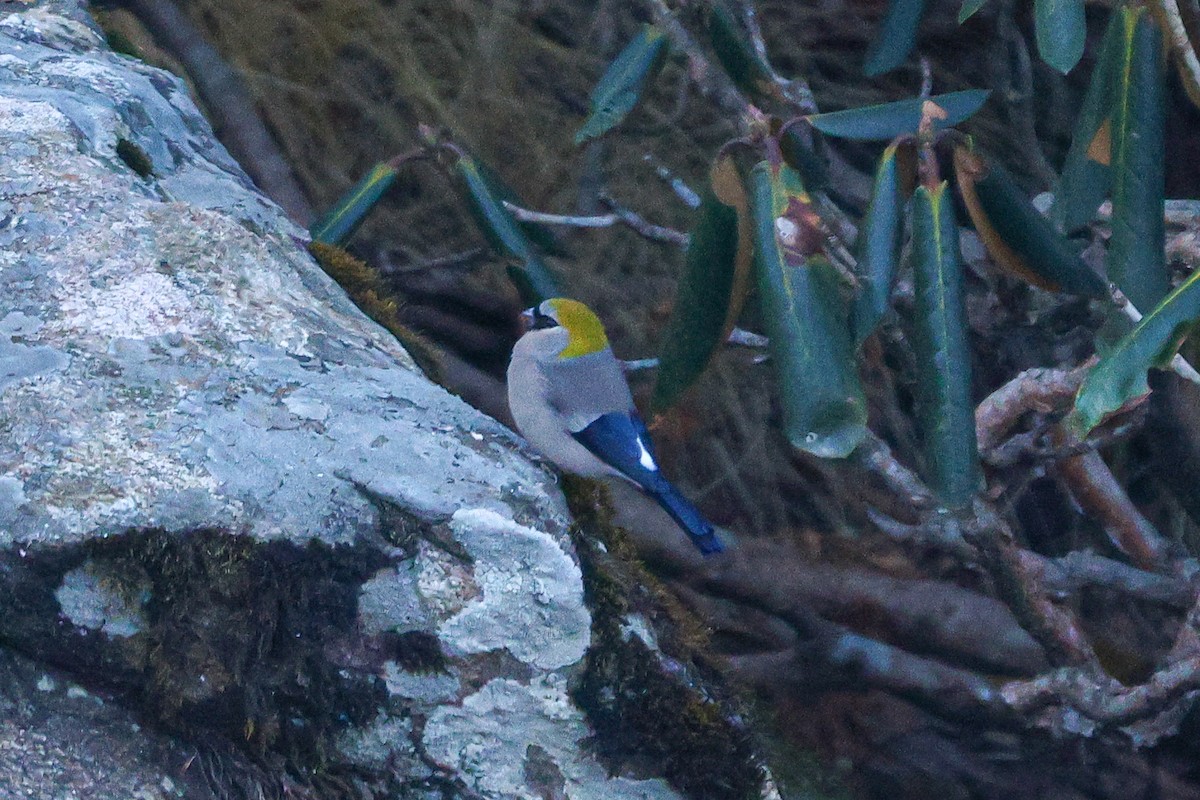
left=506, top=297, right=725, bottom=555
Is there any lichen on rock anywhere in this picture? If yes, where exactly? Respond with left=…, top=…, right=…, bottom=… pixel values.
left=0, top=3, right=773, bottom=798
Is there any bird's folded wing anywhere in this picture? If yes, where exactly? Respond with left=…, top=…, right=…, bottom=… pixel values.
left=545, top=349, right=636, bottom=432
left=570, top=411, right=669, bottom=493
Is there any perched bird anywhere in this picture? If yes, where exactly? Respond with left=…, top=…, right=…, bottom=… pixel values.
left=507, top=298, right=725, bottom=555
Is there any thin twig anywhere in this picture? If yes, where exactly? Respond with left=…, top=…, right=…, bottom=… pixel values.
left=727, top=327, right=769, bottom=348
left=736, top=0, right=818, bottom=113
left=918, top=56, right=933, bottom=99
left=502, top=200, right=689, bottom=246
left=1098, top=198, right=1200, bottom=226
left=646, top=0, right=749, bottom=117
left=642, top=153, right=701, bottom=209
left=622, top=358, right=659, bottom=372
left=853, top=432, right=935, bottom=509
left=1112, top=287, right=1200, bottom=385
left=597, top=192, right=691, bottom=245
left=1149, top=0, right=1200, bottom=107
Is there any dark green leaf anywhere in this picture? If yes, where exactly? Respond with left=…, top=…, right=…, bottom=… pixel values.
left=910, top=182, right=981, bottom=508
left=575, top=24, right=669, bottom=144
left=707, top=2, right=777, bottom=102
left=779, top=126, right=829, bottom=192
left=958, top=0, right=988, bottom=23
left=309, top=162, right=398, bottom=245
left=1069, top=269, right=1200, bottom=435
left=864, top=0, right=927, bottom=76
left=807, top=90, right=990, bottom=141
left=453, top=155, right=562, bottom=302
left=1052, top=12, right=1123, bottom=232
left=472, top=158, right=571, bottom=258
left=747, top=160, right=867, bottom=458
left=1109, top=6, right=1168, bottom=312
left=1035, top=0, right=1086, bottom=74
left=852, top=143, right=904, bottom=345
left=953, top=146, right=1106, bottom=297
left=652, top=168, right=743, bottom=412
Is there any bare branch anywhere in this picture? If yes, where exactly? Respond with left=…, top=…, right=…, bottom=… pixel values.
left=502, top=200, right=688, bottom=247
left=124, top=0, right=314, bottom=224
left=621, top=358, right=659, bottom=373
left=918, top=56, right=934, bottom=99
left=694, top=541, right=1046, bottom=677
left=969, top=505, right=1102, bottom=669
left=1052, top=428, right=1174, bottom=571
left=1148, top=0, right=1200, bottom=108
left=975, top=366, right=1087, bottom=453
left=729, top=621, right=1003, bottom=718
left=1003, top=655, right=1200, bottom=727
left=727, top=327, right=769, bottom=348
left=1024, top=549, right=1194, bottom=607
left=642, top=153, right=701, bottom=209
left=598, top=192, right=692, bottom=246
left=853, top=432, right=935, bottom=509
left=735, top=0, right=818, bottom=112
left=646, top=0, right=749, bottom=117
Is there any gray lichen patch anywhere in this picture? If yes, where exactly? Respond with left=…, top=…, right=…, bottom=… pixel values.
left=423, top=675, right=680, bottom=800
left=0, top=21, right=571, bottom=550
left=439, top=509, right=590, bottom=671
left=55, top=559, right=149, bottom=638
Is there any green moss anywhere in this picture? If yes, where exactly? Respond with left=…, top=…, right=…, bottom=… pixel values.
left=307, top=242, right=446, bottom=384
left=82, top=529, right=389, bottom=770
left=115, top=138, right=155, bottom=179
left=561, top=476, right=764, bottom=800
left=87, top=7, right=145, bottom=60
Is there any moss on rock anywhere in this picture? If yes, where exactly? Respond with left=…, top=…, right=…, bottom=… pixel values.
left=308, top=241, right=446, bottom=384
left=77, top=529, right=389, bottom=771
left=561, top=476, right=764, bottom=800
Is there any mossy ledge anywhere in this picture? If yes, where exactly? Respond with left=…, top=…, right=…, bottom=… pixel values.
left=561, top=476, right=765, bottom=800
left=308, top=241, right=445, bottom=384
left=0, top=528, right=392, bottom=785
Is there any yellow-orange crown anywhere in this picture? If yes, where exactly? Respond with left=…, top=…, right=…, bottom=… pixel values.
left=547, top=298, right=609, bottom=358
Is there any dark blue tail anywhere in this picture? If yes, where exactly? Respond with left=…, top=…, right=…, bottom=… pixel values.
left=650, top=485, right=725, bottom=555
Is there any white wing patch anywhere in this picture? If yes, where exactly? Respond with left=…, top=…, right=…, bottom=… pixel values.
left=637, top=438, right=658, bottom=472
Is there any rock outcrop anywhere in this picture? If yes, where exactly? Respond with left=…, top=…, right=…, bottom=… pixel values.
left=0, top=3, right=764, bottom=798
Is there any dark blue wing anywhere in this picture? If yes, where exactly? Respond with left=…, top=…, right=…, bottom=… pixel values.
left=573, top=413, right=724, bottom=555
left=571, top=412, right=668, bottom=492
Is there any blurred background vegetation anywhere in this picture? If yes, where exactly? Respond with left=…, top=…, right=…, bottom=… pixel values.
left=91, top=0, right=1200, bottom=796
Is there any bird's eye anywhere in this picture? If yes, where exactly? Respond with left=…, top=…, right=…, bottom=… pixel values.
left=531, top=309, right=558, bottom=330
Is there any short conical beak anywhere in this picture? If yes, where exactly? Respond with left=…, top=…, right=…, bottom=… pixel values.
left=519, top=308, right=536, bottom=332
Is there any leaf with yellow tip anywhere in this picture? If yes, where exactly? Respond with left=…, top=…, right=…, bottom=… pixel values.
left=954, top=146, right=1106, bottom=297
left=1052, top=12, right=1122, bottom=232
left=309, top=162, right=398, bottom=245
left=807, top=90, right=990, bottom=141
left=1069, top=269, right=1200, bottom=436
left=575, top=24, right=669, bottom=144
